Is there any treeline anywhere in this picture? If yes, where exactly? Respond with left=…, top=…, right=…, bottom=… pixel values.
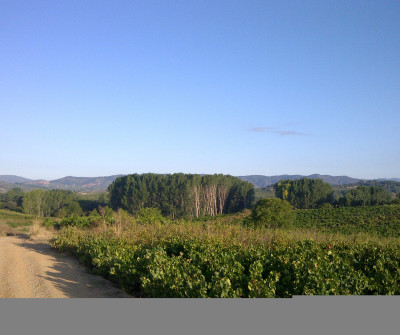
left=0, top=187, right=24, bottom=211
left=338, top=185, right=393, bottom=207
left=2, top=176, right=398, bottom=219
left=108, top=173, right=255, bottom=219
left=274, top=178, right=333, bottom=209
left=274, top=178, right=397, bottom=209
left=0, top=188, right=106, bottom=217
left=22, top=189, right=82, bottom=217
left=359, top=180, right=400, bottom=195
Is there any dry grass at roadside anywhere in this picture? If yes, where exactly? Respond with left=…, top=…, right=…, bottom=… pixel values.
left=71, top=214, right=400, bottom=248
left=0, top=209, right=56, bottom=241
left=0, top=210, right=33, bottom=237
left=28, top=226, right=57, bottom=242
left=0, top=223, right=19, bottom=236
left=0, top=209, right=34, bottom=230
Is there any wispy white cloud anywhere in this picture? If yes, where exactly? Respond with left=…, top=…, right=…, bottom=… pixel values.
left=249, top=125, right=308, bottom=136
left=249, top=127, right=275, bottom=133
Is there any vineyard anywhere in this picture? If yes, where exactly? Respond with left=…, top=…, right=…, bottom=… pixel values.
left=294, top=205, right=400, bottom=237
left=49, top=204, right=400, bottom=297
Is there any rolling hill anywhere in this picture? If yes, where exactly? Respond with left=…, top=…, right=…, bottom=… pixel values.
left=0, top=175, right=122, bottom=192
left=0, top=174, right=398, bottom=192
left=0, top=175, right=32, bottom=184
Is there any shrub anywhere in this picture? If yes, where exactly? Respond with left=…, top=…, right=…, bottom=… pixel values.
left=55, top=216, right=95, bottom=229
left=137, top=208, right=164, bottom=225
left=319, top=203, right=333, bottom=209
left=250, top=198, right=295, bottom=228
left=42, top=217, right=59, bottom=228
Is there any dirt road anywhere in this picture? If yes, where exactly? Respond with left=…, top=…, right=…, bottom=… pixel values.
left=0, top=236, right=131, bottom=298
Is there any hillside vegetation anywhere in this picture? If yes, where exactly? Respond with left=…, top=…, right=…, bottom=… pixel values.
left=2, top=175, right=400, bottom=297
left=2, top=173, right=398, bottom=192
left=49, top=203, right=400, bottom=297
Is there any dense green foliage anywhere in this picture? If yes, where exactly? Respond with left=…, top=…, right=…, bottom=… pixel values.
left=108, top=173, right=255, bottom=219
left=51, top=227, right=400, bottom=297
left=136, top=207, right=165, bottom=225
left=249, top=198, right=295, bottom=228
left=331, top=181, right=400, bottom=201
left=360, top=180, right=400, bottom=195
left=42, top=216, right=97, bottom=229
left=294, top=205, right=400, bottom=237
left=46, top=202, right=400, bottom=297
left=274, top=178, right=334, bottom=209
left=338, top=186, right=392, bottom=207
left=77, top=193, right=108, bottom=213
left=22, top=189, right=83, bottom=217
left=0, top=188, right=24, bottom=211
left=0, top=188, right=109, bottom=218
left=273, top=178, right=394, bottom=209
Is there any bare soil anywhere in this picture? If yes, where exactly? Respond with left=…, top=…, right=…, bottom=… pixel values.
left=0, top=235, right=131, bottom=298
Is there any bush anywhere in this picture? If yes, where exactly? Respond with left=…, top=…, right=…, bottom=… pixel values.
left=54, top=216, right=96, bottom=229
left=42, top=217, right=59, bottom=228
left=250, top=198, right=295, bottom=228
left=319, top=203, right=333, bottom=209
left=137, top=208, right=164, bottom=225
left=392, top=198, right=400, bottom=205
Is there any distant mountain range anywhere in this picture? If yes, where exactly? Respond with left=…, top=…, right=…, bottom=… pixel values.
left=0, top=175, right=123, bottom=193
left=0, top=174, right=399, bottom=193
left=0, top=175, right=32, bottom=184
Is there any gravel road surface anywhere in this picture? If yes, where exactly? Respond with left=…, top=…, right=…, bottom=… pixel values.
left=0, top=236, right=131, bottom=298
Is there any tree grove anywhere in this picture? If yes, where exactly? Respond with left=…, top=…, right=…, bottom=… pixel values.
left=108, top=173, right=255, bottom=219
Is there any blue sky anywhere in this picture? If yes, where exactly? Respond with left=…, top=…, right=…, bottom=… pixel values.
left=1, top=0, right=399, bottom=180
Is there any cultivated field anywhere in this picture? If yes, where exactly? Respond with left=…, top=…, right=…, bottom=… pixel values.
left=48, top=205, right=400, bottom=297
